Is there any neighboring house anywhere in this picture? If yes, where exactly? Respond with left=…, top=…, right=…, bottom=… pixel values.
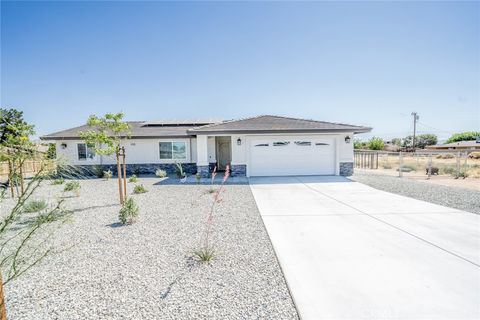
left=425, top=140, right=480, bottom=153
left=40, top=115, right=371, bottom=177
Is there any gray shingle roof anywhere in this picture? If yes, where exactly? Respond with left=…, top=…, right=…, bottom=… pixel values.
left=188, top=115, right=371, bottom=134
left=40, top=121, right=199, bottom=140
left=40, top=115, right=371, bottom=140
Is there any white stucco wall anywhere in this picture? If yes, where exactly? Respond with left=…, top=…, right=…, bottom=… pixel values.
left=55, top=138, right=196, bottom=166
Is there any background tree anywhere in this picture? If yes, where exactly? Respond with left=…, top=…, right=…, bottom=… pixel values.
left=0, top=108, right=36, bottom=197
left=402, top=134, right=437, bottom=149
left=391, top=138, right=402, bottom=146
left=367, top=137, right=385, bottom=150
left=445, top=131, right=480, bottom=144
left=79, top=113, right=131, bottom=204
left=353, top=139, right=368, bottom=150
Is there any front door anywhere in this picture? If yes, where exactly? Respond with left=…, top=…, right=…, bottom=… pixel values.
left=216, top=137, right=231, bottom=171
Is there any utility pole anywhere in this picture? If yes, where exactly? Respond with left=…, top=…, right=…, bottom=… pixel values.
left=411, top=112, right=419, bottom=151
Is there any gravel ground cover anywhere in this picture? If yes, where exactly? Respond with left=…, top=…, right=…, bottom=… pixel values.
left=3, top=177, right=298, bottom=320
left=351, top=171, right=480, bottom=214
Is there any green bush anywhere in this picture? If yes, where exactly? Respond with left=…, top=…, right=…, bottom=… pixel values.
left=128, top=174, right=138, bottom=183
left=51, top=178, right=65, bottom=185
left=23, top=200, right=48, bottom=213
left=367, top=137, right=385, bottom=150
left=195, top=172, right=202, bottom=184
left=64, top=181, right=81, bottom=196
left=155, top=169, right=167, bottom=178
left=119, top=197, right=139, bottom=224
left=103, top=170, right=113, bottom=180
left=133, top=184, right=148, bottom=194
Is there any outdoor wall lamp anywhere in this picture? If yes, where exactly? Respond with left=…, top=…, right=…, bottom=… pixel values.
left=345, top=136, right=351, bottom=144
left=237, top=138, right=242, bottom=146
left=61, top=143, right=67, bottom=149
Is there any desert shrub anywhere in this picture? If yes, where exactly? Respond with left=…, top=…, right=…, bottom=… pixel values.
left=91, top=165, right=105, bottom=178
left=452, top=170, right=469, bottom=179
left=397, top=164, right=416, bottom=172
left=382, top=164, right=392, bottom=169
left=133, top=184, right=148, bottom=194
left=64, top=181, right=81, bottom=196
left=175, top=163, right=185, bottom=178
left=441, top=166, right=456, bottom=175
left=132, top=165, right=141, bottom=176
left=436, top=153, right=455, bottom=159
left=468, top=152, right=480, bottom=159
left=103, top=170, right=112, bottom=180
left=119, top=197, right=139, bottom=224
left=128, top=174, right=138, bottom=183
left=425, top=167, right=439, bottom=175
left=193, top=247, right=215, bottom=263
left=23, top=200, right=48, bottom=213
left=51, top=178, right=65, bottom=185
left=155, top=169, right=167, bottom=178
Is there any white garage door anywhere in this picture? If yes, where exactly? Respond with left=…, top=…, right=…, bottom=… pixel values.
left=248, top=136, right=336, bottom=176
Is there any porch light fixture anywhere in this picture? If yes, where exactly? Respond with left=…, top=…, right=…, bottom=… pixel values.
left=345, top=136, right=351, bottom=144
left=61, top=143, right=67, bottom=149
left=237, top=138, right=242, bottom=146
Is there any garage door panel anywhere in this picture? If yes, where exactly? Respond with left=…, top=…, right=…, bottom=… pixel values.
left=249, top=136, right=335, bottom=176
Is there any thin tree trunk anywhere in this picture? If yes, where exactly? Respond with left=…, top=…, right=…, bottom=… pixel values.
left=19, top=160, right=24, bottom=195
left=122, top=147, right=127, bottom=200
left=0, top=274, right=7, bottom=320
left=7, top=159, right=14, bottom=199
left=116, top=151, right=124, bottom=205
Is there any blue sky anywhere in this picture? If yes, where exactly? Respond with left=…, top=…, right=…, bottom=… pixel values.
left=1, top=1, right=478, bottom=140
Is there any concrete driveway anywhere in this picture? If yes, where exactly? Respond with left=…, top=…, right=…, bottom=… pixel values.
left=249, top=176, right=480, bottom=320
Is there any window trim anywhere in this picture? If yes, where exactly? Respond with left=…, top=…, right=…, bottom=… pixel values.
left=77, top=143, right=96, bottom=161
left=159, top=141, right=187, bottom=160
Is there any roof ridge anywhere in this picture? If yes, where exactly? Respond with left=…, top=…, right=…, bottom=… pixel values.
left=191, top=114, right=368, bottom=131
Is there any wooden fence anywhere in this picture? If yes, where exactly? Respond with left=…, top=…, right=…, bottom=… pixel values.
left=354, top=151, right=379, bottom=169
left=0, top=159, right=56, bottom=180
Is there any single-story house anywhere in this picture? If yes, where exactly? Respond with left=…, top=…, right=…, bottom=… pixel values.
left=40, top=115, right=371, bottom=177
left=425, top=140, right=480, bottom=152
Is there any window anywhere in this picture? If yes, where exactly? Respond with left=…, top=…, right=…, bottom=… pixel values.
left=315, top=142, right=330, bottom=146
left=294, top=141, right=311, bottom=146
left=159, top=141, right=186, bottom=160
left=77, top=143, right=95, bottom=160
left=254, top=143, right=269, bottom=147
left=273, top=141, right=290, bottom=146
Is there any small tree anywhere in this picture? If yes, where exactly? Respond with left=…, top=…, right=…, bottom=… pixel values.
left=0, top=151, right=72, bottom=320
left=367, top=137, right=384, bottom=150
left=79, top=113, right=131, bottom=204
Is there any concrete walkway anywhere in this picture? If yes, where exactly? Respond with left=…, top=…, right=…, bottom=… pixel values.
left=249, top=176, right=480, bottom=320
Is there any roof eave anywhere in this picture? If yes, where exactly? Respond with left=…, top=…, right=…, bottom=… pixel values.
left=188, top=128, right=372, bottom=135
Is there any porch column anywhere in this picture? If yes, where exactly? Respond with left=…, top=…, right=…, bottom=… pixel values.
left=196, top=135, right=210, bottom=177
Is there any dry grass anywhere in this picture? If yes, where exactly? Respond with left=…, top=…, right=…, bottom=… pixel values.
left=377, top=154, right=480, bottom=178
